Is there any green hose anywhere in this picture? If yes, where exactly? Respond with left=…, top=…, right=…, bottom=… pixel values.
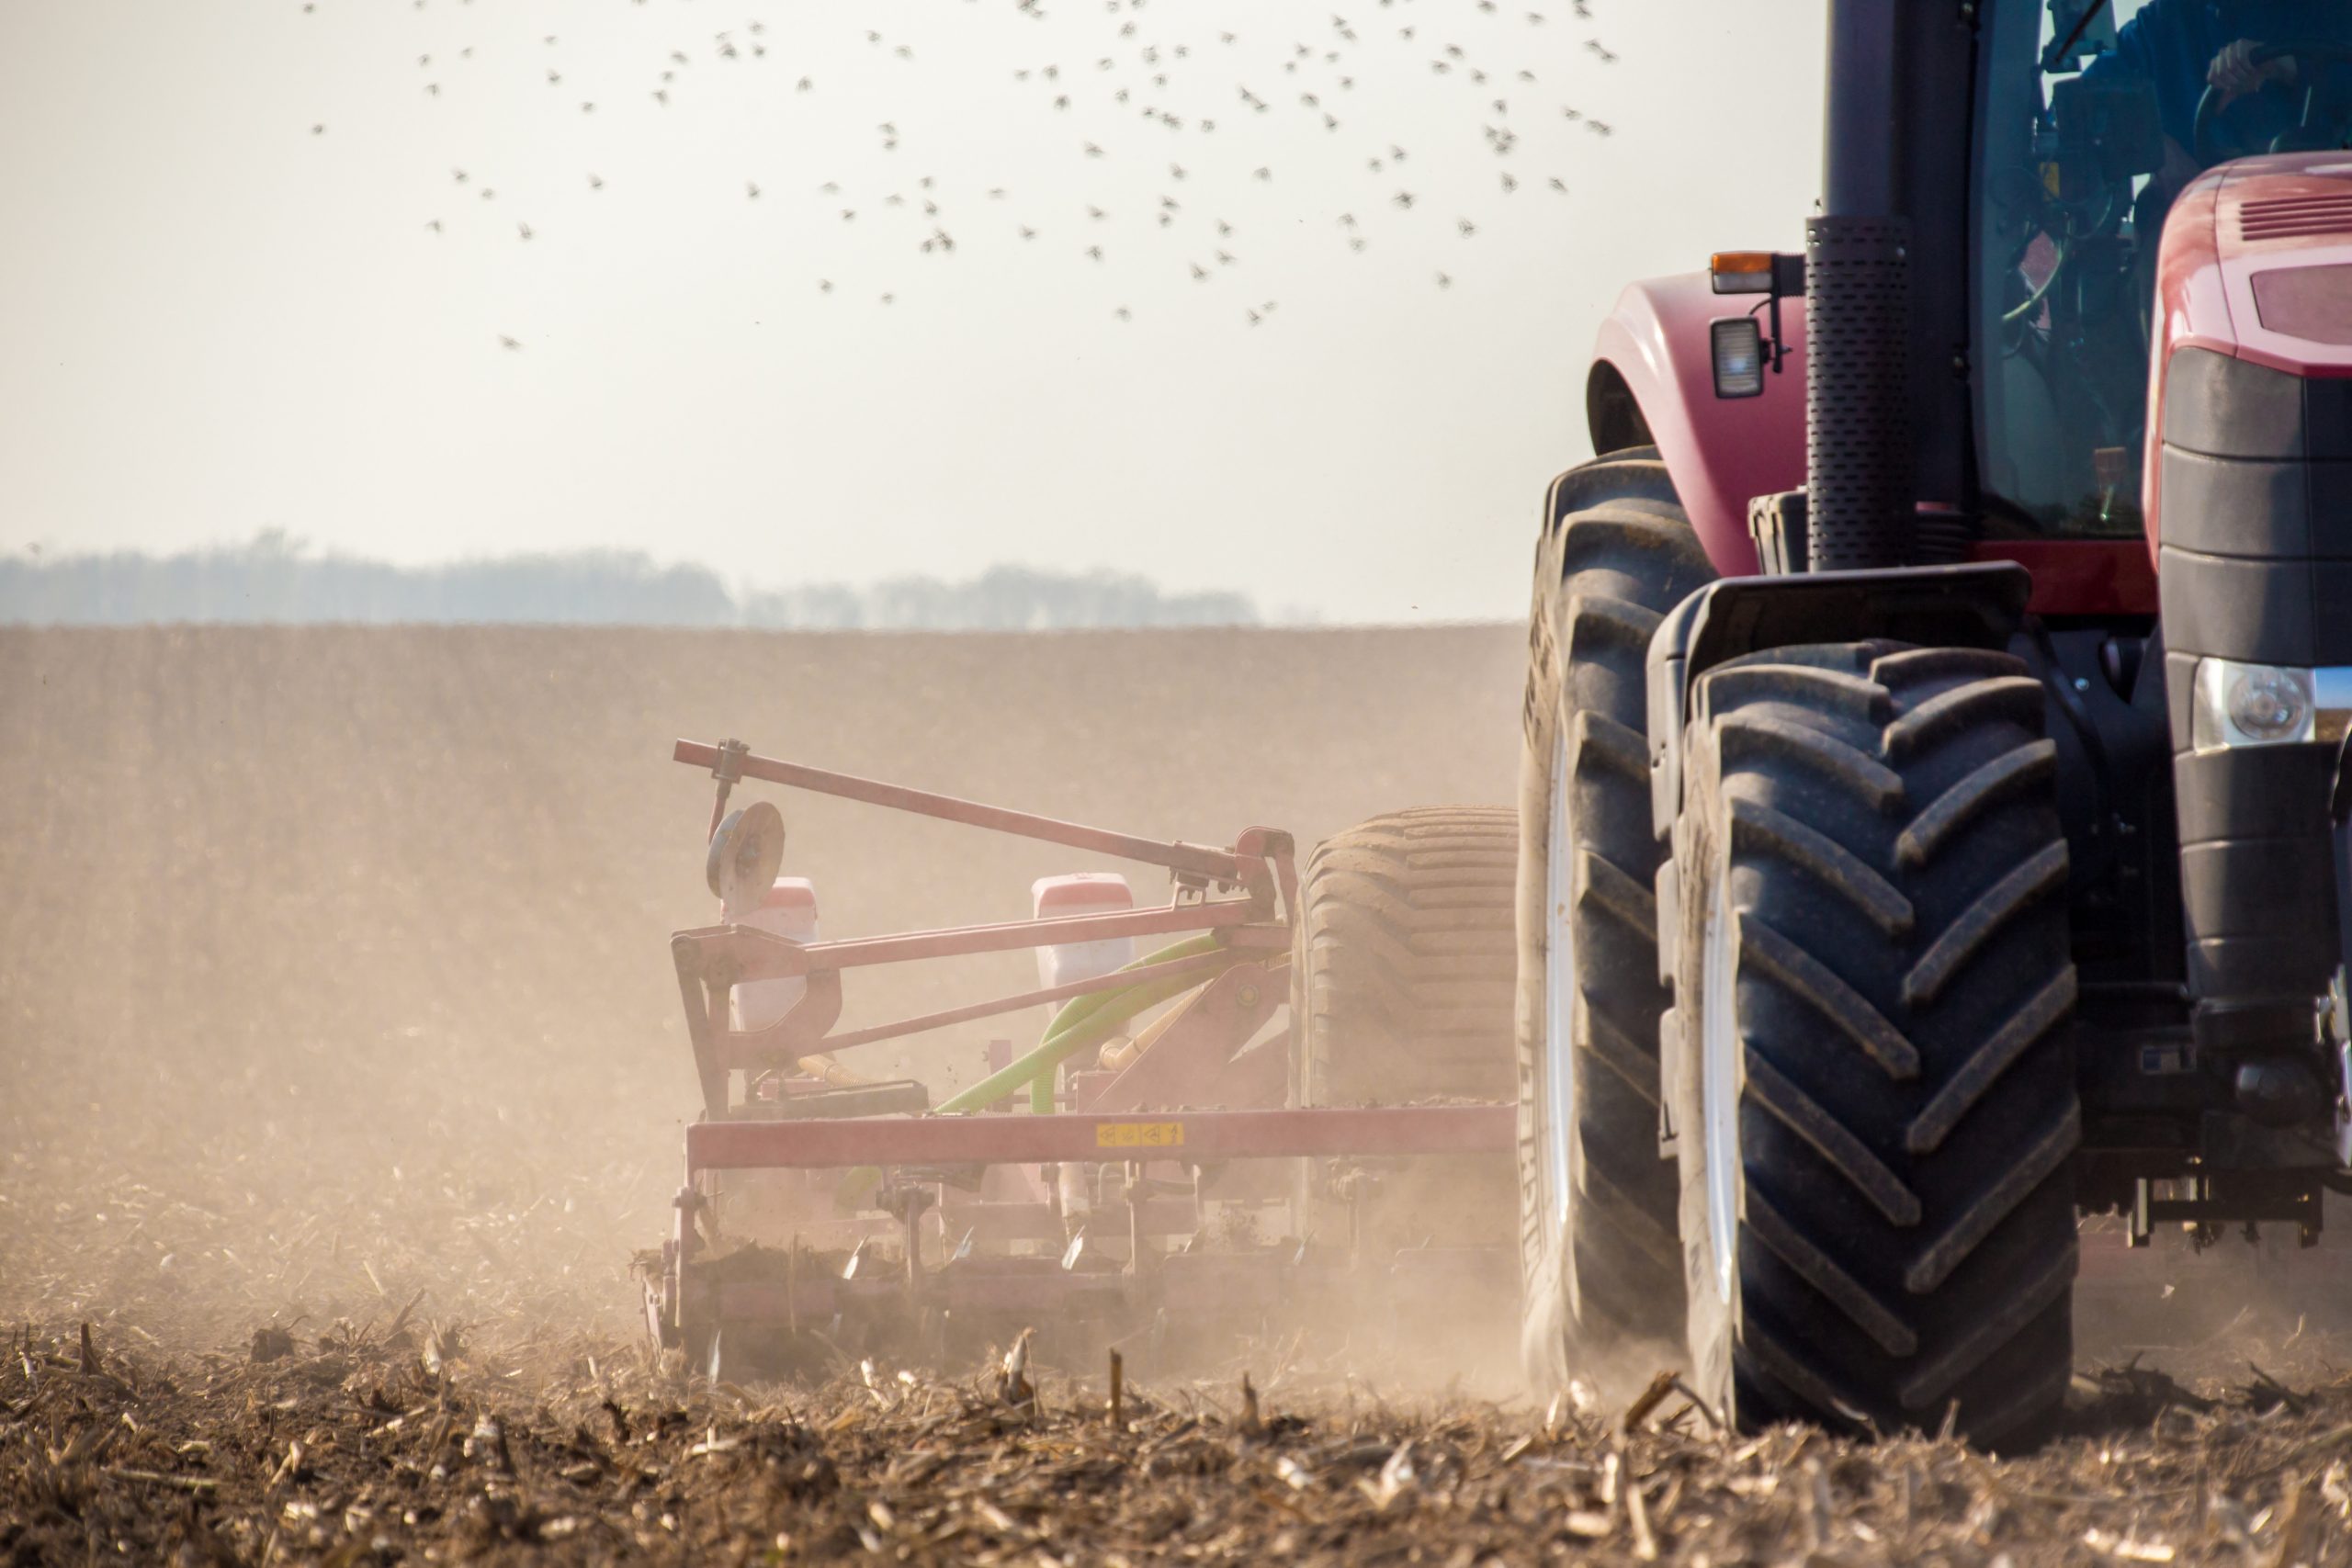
left=935, top=935, right=1240, bottom=1114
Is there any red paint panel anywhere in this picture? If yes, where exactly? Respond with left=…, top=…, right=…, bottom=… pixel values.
left=1970, top=539, right=2158, bottom=617
left=2251, top=263, right=2352, bottom=346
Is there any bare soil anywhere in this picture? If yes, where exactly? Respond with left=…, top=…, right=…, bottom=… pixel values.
left=6, top=624, right=2352, bottom=1565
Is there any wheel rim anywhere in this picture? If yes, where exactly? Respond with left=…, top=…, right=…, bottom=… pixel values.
left=1544, top=728, right=1577, bottom=1232
left=1701, top=873, right=1740, bottom=1303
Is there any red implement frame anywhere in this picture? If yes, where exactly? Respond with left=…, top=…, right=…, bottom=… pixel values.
left=670, top=738, right=1300, bottom=1118
left=686, top=1104, right=1516, bottom=1173
left=650, top=739, right=1518, bottom=1357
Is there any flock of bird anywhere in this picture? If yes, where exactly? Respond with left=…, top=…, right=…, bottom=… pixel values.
left=304, top=0, right=1628, bottom=346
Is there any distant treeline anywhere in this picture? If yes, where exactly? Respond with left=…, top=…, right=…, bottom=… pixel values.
left=0, top=534, right=1262, bottom=629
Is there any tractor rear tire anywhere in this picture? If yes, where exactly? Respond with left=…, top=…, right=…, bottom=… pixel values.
left=1291, top=807, right=1520, bottom=1249
left=1669, top=642, right=2078, bottom=1448
left=1515, top=450, right=1716, bottom=1387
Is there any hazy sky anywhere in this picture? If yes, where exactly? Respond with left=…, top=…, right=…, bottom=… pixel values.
left=0, top=1, right=1824, bottom=622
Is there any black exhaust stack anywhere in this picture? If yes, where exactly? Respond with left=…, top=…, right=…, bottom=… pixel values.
left=1804, top=0, right=1917, bottom=573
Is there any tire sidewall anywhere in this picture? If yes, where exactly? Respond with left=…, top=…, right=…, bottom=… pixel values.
left=1514, top=571, right=1577, bottom=1387
left=1670, top=731, right=1739, bottom=1425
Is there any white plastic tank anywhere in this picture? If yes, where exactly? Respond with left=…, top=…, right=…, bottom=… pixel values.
left=732, top=877, right=820, bottom=1032
left=1031, top=874, right=1136, bottom=991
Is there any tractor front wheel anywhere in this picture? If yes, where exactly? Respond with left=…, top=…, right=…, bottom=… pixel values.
left=1668, top=642, right=2079, bottom=1448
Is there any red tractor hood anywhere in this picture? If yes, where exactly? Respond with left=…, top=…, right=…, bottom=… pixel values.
left=2160, top=152, right=2352, bottom=376
left=2147, top=152, right=2352, bottom=557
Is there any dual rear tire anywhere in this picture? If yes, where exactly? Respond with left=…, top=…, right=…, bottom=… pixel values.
left=1295, top=447, right=2082, bottom=1444
left=1511, top=453, right=2080, bottom=1446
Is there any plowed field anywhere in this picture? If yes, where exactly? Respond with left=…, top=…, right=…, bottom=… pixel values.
left=6, top=625, right=2352, bottom=1565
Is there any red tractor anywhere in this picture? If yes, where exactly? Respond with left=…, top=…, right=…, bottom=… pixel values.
left=1510, top=1, right=2352, bottom=1446
left=646, top=0, right=2352, bottom=1451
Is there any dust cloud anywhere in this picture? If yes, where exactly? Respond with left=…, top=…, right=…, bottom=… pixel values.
left=0, top=622, right=1524, bottom=1365
left=17, top=627, right=2352, bottom=1562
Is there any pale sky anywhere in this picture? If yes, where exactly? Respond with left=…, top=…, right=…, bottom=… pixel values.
left=0, top=1, right=1824, bottom=623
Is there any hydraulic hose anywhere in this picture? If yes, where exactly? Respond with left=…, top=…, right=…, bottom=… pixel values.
left=934, top=934, right=1242, bottom=1114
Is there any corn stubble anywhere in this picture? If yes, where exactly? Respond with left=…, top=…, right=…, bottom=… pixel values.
left=8, top=626, right=2352, bottom=1561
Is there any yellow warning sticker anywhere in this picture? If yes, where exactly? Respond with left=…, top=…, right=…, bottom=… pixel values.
left=1095, top=1121, right=1185, bottom=1149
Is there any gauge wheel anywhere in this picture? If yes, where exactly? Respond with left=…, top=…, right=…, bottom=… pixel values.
left=1291, top=807, right=1520, bottom=1252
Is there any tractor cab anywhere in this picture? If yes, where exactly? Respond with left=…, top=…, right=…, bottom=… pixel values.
left=1978, top=4, right=2352, bottom=539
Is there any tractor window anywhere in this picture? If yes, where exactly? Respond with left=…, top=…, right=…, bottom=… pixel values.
left=1973, top=0, right=2163, bottom=538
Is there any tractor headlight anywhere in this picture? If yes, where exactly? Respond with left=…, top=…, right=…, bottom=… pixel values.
left=2193, top=658, right=2315, bottom=751
left=1711, top=318, right=1765, bottom=399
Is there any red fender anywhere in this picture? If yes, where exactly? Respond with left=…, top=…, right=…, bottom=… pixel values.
left=1596, top=273, right=2157, bottom=615
left=1588, top=275, right=1809, bottom=578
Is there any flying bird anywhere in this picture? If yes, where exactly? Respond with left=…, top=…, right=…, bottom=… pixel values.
left=499, top=334, right=523, bottom=350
